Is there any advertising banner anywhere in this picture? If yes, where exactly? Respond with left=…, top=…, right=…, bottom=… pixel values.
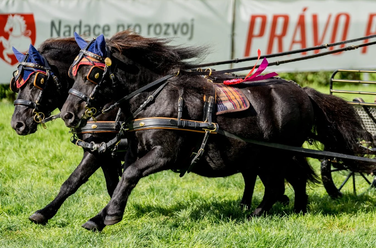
left=1, top=0, right=376, bottom=83
left=0, top=0, right=233, bottom=83
left=234, top=0, right=376, bottom=72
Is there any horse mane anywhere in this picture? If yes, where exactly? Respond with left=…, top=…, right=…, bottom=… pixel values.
left=107, top=30, right=208, bottom=74
left=37, top=38, right=81, bottom=91
left=38, top=37, right=81, bottom=61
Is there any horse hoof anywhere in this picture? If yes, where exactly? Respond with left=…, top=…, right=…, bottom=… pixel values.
left=250, top=208, right=264, bottom=217
left=104, top=215, right=122, bottom=226
left=29, top=212, right=48, bottom=225
left=82, top=220, right=104, bottom=232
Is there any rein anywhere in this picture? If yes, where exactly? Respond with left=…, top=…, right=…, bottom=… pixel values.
left=184, top=40, right=376, bottom=77
left=190, top=33, right=376, bottom=68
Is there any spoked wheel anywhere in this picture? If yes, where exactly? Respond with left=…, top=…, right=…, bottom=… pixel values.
left=321, top=159, right=376, bottom=199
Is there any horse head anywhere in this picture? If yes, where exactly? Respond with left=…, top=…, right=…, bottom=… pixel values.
left=10, top=39, right=80, bottom=135
left=61, top=31, right=204, bottom=128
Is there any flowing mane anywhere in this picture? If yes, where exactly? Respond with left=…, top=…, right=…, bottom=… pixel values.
left=37, top=37, right=80, bottom=88
left=38, top=37, right=81, bottom=60
left=107, top=30, right=208, bottom=74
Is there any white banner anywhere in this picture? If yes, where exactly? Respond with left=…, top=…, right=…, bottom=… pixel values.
left=1, top=0, right=376, bottom=83
left=0, top=0, right=233, bottom=83
left=234, top=0, right=376, bottom=72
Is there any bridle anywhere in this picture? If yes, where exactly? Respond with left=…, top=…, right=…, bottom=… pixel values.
left=68, top=45, right=177, bottom=122
left=10, top=53, right=62, bottom=125
left=67, top=38, right=117, bottom=121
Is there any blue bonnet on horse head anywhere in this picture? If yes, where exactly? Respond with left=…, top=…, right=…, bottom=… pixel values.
left=10, top=41, right=77, bottom=135
left=10, top=45, right=59, bottom=134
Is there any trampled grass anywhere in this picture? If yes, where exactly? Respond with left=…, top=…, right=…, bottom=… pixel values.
left=1, top=89, right=376, bottom=247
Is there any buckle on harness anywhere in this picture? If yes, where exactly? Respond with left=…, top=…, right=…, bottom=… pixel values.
left=33, top=110, right=47, bottom=129
left=83, top=106, right=97, bottom=120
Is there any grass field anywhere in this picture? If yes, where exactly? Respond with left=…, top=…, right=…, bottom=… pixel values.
left=2, top=84, right=376, bottom=247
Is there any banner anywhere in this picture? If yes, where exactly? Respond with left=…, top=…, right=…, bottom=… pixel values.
left=1, top=0, right=376, bottom=83
left=0, top=0, right=233, bottom=83
left=234, top=0, right=376, bottom=72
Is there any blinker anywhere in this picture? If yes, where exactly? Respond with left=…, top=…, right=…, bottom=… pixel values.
left=9, top=77, right=18, bottom=93
left=87, top=66, right=104, bottom=84
left=33, top=72, right=48, bottom=90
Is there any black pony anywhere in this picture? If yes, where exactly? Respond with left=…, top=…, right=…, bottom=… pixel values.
left=10, top=39, right=125, bottom=227
left=9, top=37, right=292, bottom=229
left=61, top=31, right=371, bottom=231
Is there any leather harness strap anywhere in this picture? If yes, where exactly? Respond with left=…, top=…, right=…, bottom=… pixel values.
left=126, top=117, right=218, bottom=134
left=217, top=129, right=376, bottom=164
left=75, top=121, right=120, bottom=134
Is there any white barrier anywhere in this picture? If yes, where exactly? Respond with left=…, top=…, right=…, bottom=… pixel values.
left=1, top=0, right=376, bottom=83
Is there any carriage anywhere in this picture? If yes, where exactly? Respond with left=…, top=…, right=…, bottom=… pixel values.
left=321, top=69, right=376, bottom=198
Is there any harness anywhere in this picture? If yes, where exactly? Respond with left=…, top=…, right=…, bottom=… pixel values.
left=10, top=53, right=62, bottom=126
left=67, top=39, right=376, bottom=175
left=10, top=46, right=126, bottom=156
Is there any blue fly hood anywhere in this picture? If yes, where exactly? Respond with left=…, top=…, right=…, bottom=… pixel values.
left=12, top=45, right=50, bottom=89
left=74, top=32, right=107, bottom=58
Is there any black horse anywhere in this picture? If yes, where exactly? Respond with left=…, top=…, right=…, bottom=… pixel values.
left=61, top=31, right=371, bottom=231
left=8, top=37, right=297, bottom=230
left=9, top=38, right=125, bottom=227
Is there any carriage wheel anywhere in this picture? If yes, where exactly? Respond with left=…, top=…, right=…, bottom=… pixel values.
left=321, top=159, right=376, bottom=199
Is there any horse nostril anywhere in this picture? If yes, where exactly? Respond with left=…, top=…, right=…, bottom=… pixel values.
left=15, top=121, right=26, bottom=132
left=63, top=112, right=73, bottom=121
left=63, top=111, right=77, bottom=126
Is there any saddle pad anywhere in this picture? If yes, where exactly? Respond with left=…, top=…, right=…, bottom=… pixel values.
left=214, top=84, right=250, bottom=115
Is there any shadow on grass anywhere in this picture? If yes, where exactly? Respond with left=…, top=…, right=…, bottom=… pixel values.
left=308, top=190, right=376, bottom=215
left=128, top=189, right=376, bottom=222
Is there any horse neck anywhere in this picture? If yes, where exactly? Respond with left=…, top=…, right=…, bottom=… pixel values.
left=56, top=78, right=74, bottom=111
left=41, top=53, right=76, bottom=111
left=125, top=75, right=209, bottom=120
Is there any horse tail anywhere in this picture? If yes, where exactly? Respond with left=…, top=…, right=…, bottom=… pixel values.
left=303, top=87, right=373, bottom=157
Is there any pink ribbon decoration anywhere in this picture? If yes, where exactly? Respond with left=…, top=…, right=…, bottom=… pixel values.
left=243, top=57, right=278, bottom=83
left=224, top=49, right=278, bottom=85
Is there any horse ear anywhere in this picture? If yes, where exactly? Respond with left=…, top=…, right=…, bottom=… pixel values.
left=12, top=47, right=26, bottom=62
left=74, top=32, right=88, bottom=49
left=92, top=34, right=106, bottom=57
left=28, top=44, right=45, bottom=65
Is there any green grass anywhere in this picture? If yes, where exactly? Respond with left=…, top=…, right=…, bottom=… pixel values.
left=2, top=84, right=376, bottom=247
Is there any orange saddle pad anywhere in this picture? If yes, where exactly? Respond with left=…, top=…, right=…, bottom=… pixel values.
left=214, top=84, right=250, bottom=115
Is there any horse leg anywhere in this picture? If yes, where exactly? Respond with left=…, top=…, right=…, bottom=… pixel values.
left=100, top=155, right=122, bottom=196
left=82, top=147, right=170, bottom=231
left=240, top=171, right=257, bottom=209
left=251, top=168, right=285, bottom=217
left=285, top=156, right=310, bottom=214
left=29, top=151, right=110, bottom=225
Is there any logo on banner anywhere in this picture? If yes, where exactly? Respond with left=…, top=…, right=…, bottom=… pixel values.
left=0, top=14, right=36, bottom=65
